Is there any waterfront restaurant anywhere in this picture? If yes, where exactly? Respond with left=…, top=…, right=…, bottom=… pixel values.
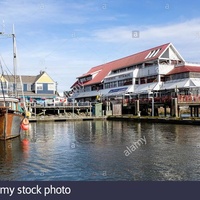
left=70, top=43, right=200, bottom=108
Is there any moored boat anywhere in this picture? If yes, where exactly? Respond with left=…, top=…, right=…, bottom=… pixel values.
left=0, top=25, right=29, bottom=140
left=0, top=97, right=24, bottom=140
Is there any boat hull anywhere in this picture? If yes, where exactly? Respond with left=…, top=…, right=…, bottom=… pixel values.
left=0, top=113, right=23, bottom=140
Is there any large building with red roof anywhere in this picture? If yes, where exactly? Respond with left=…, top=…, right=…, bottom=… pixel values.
left=69, top=43, right=200, bottom=101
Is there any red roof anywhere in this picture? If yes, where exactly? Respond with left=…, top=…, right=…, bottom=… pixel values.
left=167, top=65, right=200, bottom=75
left=71, top=80, right=78, bottom=88
left=75, top=43, right=170, bottom=86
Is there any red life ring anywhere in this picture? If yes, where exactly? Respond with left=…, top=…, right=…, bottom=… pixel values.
left=21, top=118, right=29, bottom=130
left=21, top=123, right=29, bottom=130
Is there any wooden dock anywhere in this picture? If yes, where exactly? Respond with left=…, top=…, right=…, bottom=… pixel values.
left=27, top=114, right=200, bottom=126
left=27, top=103, right=92, bottom=117
left=29, top=116, right=107, bottom=122
left=107, top=115, right=200, bottom=125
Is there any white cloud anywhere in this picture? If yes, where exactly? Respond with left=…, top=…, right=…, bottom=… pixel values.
left=1, top=0, right=200, bottom=92
left=0, top=0, right=92, bottom=25
left=93, top=18, right=200, bottom=43
left=91, top=18, right=200, bottom=61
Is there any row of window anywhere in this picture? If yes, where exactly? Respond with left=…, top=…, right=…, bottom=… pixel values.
left=136, top=75, right=157, bottom=84
left=145, top=49, right=161, bottom=59
left=112, top=66, right=134, bottom=74
left=74, top=72, right=200, bottom=92
left=1, top=83, right=54, bottom=91
left=110, top=59, right=183, bottom=76
left=105, top=79, right=133, bottom=89
left=168, top=72, right=200, bottom=81
left=79, top=76, right=92, bottom=83
left=36, top=83, right=55, bottom=91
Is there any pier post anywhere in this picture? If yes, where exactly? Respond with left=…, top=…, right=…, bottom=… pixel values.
left=90, top=103, right=91, bottom=117
left=190, top=107, right=193, bottom=117
left=164, top=105, right=167, bottom=117
left=171, top=98, right=178, bottom=117
left=194, top=107, right=199, bottom=117
left=135, top=100, right=140, bottom=116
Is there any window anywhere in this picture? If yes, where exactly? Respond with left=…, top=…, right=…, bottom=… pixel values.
left=171, top=72, right=190, bottom=80
left=79, top=76, right=92, bottom=83
left=110, top=82, right=117, bottom=88
left=17, top=84, right=22, bottom=91
left=48, top=83, right=54, bottom=90
left=140, top=78, right=146, bottom=84
left=104, top=77, right=116, bottom=82
left=84, top=86, right=91, bottom=92
left=27, top=84, right=31, bottom=91
left=1, top=82, right=7, bottom=89
left=145, top=49, right=161, bottom=59
left=105, top=83, right=110, bottom=89
left=37, top=83, right=43, bottom=90
left=190, top=72, right=200, bottom=78
left=147, top=76, right=157, bottom=83
left=118, top=80, right=124, bottom=87
left=118, top=79, right=132, bottom=86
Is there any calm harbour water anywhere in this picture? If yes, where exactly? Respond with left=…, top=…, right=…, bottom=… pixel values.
left=0, top=120, right=200, bottom=181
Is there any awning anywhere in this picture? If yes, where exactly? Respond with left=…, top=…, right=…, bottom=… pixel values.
left=73, top=86, right=133, bottom=98
left=104, top=86, right=133, bottom=97
left=159, top=78, right=190, bottom=90
left=189, top=78, right=200, bottom=87
left=134, top=82, right=159, bottom=94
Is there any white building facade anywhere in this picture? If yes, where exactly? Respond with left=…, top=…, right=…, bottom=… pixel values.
left=69, top=43, right=200, bottom=102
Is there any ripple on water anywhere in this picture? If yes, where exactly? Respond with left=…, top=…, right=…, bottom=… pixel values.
left=1, top=121, right=200, bottom=181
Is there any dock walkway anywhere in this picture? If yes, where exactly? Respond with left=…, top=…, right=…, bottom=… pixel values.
left=29, top=115, right=106, bottom=122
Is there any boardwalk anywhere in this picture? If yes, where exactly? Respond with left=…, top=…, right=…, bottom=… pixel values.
left=25, top=94, right=200, bottom=119
left=26, top=103, right=92, bottom=117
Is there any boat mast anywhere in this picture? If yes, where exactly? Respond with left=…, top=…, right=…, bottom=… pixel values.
left=0, top=23, right=17, bottom=97
left=12, top=24, right=17, bottom=97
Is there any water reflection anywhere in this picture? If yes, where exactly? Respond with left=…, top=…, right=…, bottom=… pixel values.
left=0, top=121, right=200, bottom=180
left=0, top=138, right=23, bottom=180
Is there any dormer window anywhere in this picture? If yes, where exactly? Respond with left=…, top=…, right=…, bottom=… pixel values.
left=145, top=48, right=161, bottom=59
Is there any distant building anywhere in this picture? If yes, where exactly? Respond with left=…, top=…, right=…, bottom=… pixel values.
left=71, top=43, right=188, bottom=101
left=70, top=42, right=200, bottom=101
left=0, top=71, right=57, bottom=100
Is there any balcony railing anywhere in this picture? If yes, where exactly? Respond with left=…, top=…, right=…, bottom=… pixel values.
left=120, top=94, right=200, bottom=105
left=178, top=95, right=200, bottom=103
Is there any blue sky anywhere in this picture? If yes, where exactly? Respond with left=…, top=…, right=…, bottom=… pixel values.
left=0, top=0, right=200, bottom=93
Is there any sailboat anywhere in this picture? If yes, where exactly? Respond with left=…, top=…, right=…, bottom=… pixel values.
left=0, top=25, right=28, bottom=140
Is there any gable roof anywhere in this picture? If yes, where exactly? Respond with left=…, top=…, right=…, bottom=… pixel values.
left=77, top=43, right=171, bottom=86
left=35, top=71, right=55, bottom=83
left=3, top=71, right=55, bottom=84
left=3, top=75, right=37, bottom=83
left=167, top=65, right=200, bottom=75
